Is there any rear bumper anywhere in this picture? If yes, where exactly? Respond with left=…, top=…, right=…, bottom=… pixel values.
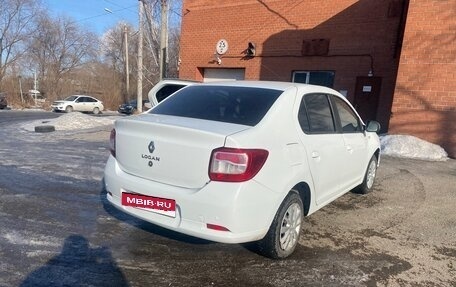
left=103, top=155, right=282, bottom=244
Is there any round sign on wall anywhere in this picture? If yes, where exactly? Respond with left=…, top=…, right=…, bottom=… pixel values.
left=216, top=39, right=228, bottom=55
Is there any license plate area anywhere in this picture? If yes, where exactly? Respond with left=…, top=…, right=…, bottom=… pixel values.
left=121, top=191, right=176, bottom=218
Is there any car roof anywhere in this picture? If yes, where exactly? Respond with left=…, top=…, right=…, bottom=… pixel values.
left=156, top=79, right=340, bottom=95
left=159, top=79, right=200, bottom=86
left=197, top=80, right=343, bottom=96
left=70, top=95, right=98, bottom=99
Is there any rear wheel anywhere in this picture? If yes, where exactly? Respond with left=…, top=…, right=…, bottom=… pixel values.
left=355, top=155, right=378, bottom=194
left=65, top=105, right=73, bottom=113
left=257, top=191, right=303, bottom=259
left=93, top=107, right=100, bottom=114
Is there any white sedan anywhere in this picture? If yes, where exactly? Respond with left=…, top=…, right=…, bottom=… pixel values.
left=51, top=95, right=104, bottom=114
left=104, top=81, right=380, bottom=259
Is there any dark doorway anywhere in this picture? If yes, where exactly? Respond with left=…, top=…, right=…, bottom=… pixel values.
left=354, top=76, right=382, bottom=122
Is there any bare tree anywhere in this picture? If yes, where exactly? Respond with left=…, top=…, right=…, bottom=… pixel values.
left=167, top=26, right=180, bottom=78
left=142, top=0, right=181, bottom=84
left=101, top=0, right=182, bottom=102
left=162, top=0, right=182, bottom=79
left=101, top=22, right=138, bottom=102
left=0, top=0, right=40, bottom=89
left=27, top=14, right=99, bottom=99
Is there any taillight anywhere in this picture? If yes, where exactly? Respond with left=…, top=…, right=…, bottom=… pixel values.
left=207, top=223, right=230, bottom=232
left=209, top=147, right=268, bottom=182
left=109, top=129, right=116, bottom=157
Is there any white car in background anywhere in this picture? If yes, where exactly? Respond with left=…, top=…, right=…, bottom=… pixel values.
left=104, top=81, right=381, bottom=259
left=51, top=95, right=104, bottom=114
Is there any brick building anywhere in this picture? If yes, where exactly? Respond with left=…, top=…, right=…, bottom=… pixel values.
left=389, top=0, right=456, bottom=158
left=179, top=0, right=455, bottom=157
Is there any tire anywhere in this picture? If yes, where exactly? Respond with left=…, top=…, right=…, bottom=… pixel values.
left=355, top=155, right=378, bottom=194
left=93, top=107, right=100, bottom=115
left=257, top=191, right=303, bottom=259
left=35, top=125, right=55, bottom=133
left=65, top=105, right=73, bottom=113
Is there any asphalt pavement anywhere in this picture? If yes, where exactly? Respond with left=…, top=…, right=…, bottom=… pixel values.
left=0, top=110, right=455, bottom=286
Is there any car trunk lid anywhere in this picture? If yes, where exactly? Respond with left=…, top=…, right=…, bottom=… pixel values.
left=115, top=114, right=250, bottom=189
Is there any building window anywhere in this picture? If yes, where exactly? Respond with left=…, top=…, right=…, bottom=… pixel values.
left=292, top=71, right=335, bottom=88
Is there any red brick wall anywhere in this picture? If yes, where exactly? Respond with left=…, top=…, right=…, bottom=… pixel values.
left=179, top=0, right=404, bottom=132
left=390, top=0, right=456, bottom=157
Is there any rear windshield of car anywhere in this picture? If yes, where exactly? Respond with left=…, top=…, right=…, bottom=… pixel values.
left=150, top=85, right=282, bottom=126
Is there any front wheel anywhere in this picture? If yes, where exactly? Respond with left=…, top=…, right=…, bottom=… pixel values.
left=355, top=155, right=378, bottom=194
left=65, top=105, right=73, bottom=113
left=257, top=191, right=303, bottom=259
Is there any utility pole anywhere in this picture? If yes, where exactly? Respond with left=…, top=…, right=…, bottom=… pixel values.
left=159, top=0, right=168, bottom=81
left=33, top=72, right=37, bottom=106
left=124, top=25, right=130, bottom=99
left=137, top=0, right=143, bottom=113
left=18, top=75, right=24, bottom=104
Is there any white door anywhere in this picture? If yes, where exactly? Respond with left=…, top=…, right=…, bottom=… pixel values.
left=304, top=134, right=346, bottom=206
left=332, top=96, right=369, bottom=190
left=85, top=97, right=98, bottom=112
left=203, top=68, right=245, bottom=82
left=297, top=93, right=346, bottom=206
left=73, top=97, right=85, bottom=111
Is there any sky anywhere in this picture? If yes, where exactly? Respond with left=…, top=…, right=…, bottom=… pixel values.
left=43, top=0, right=139, bottom=35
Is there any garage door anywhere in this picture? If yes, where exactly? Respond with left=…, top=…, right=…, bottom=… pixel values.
left=203, top=68, right=245, bottom=82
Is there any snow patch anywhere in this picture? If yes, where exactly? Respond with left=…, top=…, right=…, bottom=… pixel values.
left=380, top=135, right=448, bottom=161
left=26, top=250, right=57, bottom=258
left=3, top=231, right=60, bottom=247
left=22, top=112, right=118, bottom=131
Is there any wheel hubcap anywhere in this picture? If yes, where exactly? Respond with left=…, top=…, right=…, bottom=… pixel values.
left=279, top=203, right=302, bottom=252
left=366, top=160, right=377, bottom=189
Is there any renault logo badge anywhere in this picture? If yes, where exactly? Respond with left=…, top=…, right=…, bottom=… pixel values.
left=148, top=141, right=155, bottom=153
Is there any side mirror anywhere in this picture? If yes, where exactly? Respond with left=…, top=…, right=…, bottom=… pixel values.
left=366, top=121, right=381, bottom=133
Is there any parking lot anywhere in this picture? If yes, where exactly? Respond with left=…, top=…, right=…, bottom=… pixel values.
left=0, top=111, right=455, bottom=286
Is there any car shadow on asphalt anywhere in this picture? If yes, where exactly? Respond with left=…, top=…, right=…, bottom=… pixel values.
left=20, top=235, right=129, bottom=287
left=99, top=180, right=214, bottom=246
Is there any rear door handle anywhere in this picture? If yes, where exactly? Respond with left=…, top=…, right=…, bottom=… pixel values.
left=311, top=151, right=320, bottom=158
left=346, top=145, right=353, bottom=153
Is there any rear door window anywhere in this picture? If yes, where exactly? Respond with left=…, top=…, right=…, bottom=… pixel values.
left=299, top=93, right=336, bottom=134
left=151, top=85, right=282, bottom=126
